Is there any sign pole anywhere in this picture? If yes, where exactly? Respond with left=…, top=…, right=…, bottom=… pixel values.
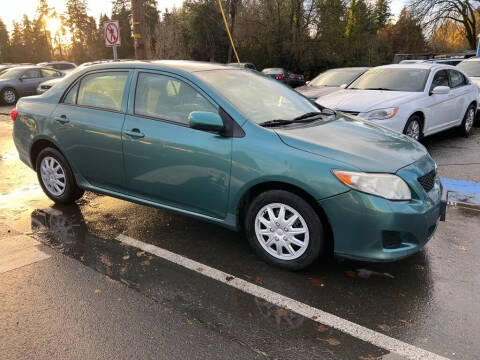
left=113, top=45, right=118, bottom=62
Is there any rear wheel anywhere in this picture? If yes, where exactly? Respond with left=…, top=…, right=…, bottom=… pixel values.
left=245, top=190, right=324, bottom=270
left=36, top=147, right=84, bottom=204
left=1, top=87, right=17, bottom=105
left=403, top=115, right=423, bottom=141
left=458, top=104, right=475, bottom=137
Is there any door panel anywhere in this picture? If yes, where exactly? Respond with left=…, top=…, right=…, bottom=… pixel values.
left=425, top=70, right=455, bottom=133
left=122, top=116, right=232, bottom=218
left=448, top=70, right=470, bottom=125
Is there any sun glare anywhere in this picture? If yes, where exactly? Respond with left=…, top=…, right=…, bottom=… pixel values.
left=46, top=17, right=61, bottom=35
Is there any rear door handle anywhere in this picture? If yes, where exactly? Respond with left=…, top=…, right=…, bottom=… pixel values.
left=54, top=115, right=69, bottom=124
left=124, top=128, right=145, bottom=138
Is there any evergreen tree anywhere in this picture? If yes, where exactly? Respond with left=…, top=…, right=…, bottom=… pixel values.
left=373, top=0, right=391, bottom=30
left=111, top=0, right=134, bottom=59
left=0, top=18, right=9, bottom=63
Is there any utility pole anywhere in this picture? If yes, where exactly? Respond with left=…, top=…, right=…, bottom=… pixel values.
left=131, top=0, right=146, bottom=59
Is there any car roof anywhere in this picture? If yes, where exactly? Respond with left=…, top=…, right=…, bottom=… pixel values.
left=78, top=60, right=229, bottom=73
left=460, top=57, right=480, bottom=62
left=326, top=67, right=369, bottom=71
left=375, top=63, right=457, bottom=70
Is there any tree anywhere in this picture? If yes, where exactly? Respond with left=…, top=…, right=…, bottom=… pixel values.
left=409, top=0, right=477, bottom=49
left=345, top=0, right=376, bottom=64
left=144, top=0, right=159, bottom=57
left=373, top=0, right=391, bottom=29
left=0, top=18, right=9, bottom=63
left=36, top=0, right=53, bottom=58
left=111, top=0, right=134, bottom=59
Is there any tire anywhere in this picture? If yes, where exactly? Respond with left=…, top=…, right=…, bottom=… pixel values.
left=244, top=190, right=324, bottom=270
left=1, top=87, right=17, bottom=105
left=458, top=104, right=475, bottom=137
left=35, top=147, right=84, bottom=204
left=403, top=115, right=423, bottom=141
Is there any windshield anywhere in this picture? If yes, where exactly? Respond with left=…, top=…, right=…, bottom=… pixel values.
left=0, top=68, right=24, bottom=80
left=457, top=61, right=480, bottom=77
left=310, top=69, right=364, bottom=87
left=348, top=68, right=429, bottom=92
left=196, top=69, right=319, bottom=124
left=262, top=68, right=283, bottom=74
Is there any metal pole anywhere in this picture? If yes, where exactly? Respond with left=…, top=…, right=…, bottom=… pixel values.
left=113, top=45, right=118, bottom=61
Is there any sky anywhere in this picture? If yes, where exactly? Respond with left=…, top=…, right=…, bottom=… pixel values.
left=2, top=0, right=406, bottom=32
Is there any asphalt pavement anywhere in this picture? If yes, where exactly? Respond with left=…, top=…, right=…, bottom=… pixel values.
left=1, top=113, right=479, bottom=360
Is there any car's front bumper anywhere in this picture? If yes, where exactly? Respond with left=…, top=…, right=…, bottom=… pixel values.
left=320, top=156, right=444, bottom=261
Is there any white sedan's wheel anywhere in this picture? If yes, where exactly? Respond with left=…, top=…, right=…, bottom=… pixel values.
left=465, top=107, right=475, bottom=133
left=403, top=115, right=422, bottom=141
left=254, top=203, right=309, bottom=260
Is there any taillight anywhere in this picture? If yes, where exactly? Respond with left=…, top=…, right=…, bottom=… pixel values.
left=10, top=109, right=18, bottom=121
left=275, top=75, right=284, bottom=80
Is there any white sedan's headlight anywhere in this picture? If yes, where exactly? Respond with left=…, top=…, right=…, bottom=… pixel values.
left=365, top=107, right=398, bottom=120
left=332, top=170, right=411, bottom=200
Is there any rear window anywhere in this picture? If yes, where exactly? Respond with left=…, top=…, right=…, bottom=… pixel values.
left=262, top=68, right=283, bottom=74
left=77, top=71, right=128, bottom=111
left=457, top=61, right=480, bottom=77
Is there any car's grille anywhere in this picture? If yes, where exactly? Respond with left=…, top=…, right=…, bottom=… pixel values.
left=338, top=110, right=359, bottom=116
left=417, top=169, right=436, bottom=193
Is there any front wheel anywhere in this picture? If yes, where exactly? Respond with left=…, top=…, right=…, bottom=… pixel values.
left=403, top=115, right=423, bottom=141
left=36, top=147, right=84, bottom=204
left=245, top=190, right=324, bottom=270
left=458, top=104, right=475, bottom=137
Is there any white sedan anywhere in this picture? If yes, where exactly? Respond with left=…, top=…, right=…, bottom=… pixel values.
left=317, top=63, right=478, bottom=140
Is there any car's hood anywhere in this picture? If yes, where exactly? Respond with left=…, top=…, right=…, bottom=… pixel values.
left=316, top=89, right=420, bottom=112
left=295, top=85, right=342, bottom=99
left=275, top=114, right=427, bottom=173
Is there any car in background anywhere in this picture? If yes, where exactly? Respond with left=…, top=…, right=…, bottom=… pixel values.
left=262, top=68, right=305, bottom=87
left=37, top=77, right=64, bottom=94
left=296, top=67, right=368, bottom=101
left=37, top=61, right=77, bottom=74
left=12, top=60, right=445, bottom=270
left=457, top=57, right=480, bottom=91
left=0, top=66, right=64, bottom=105
left=318, top=63, right=477, bottom=140
left=227, top=62, right=256, bottom=70
left=400, top=59, right=463, bottom=66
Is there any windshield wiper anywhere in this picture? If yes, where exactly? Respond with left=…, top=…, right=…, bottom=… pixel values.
left=259, top=119, right=294, bottom=127
left=363, top=87, right=394, bottom=91
left=293, top=112, right=323, bottom=121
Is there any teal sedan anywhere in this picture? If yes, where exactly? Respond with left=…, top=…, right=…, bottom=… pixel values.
left=12, top=61, right=446, bottom=270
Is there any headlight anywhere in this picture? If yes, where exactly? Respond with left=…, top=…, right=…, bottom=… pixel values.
left=365, top=107, right=398, bottom=120
left=332, top=170, right=411, bottom=200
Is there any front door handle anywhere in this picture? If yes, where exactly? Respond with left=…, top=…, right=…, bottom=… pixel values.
left=124, top=128, right=145, bottom=138
left=54, top=115, right=69, bottom=124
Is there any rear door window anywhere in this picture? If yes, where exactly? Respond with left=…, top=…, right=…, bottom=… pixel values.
left=77, top=71, right=128, bottom=111
left=22, top=69, right=42, bottom=79
left=134, top=72, right=216, bottom=125
left=63, top=83, right=79, bottom=105
left=41, top=68, right=61, bottom=77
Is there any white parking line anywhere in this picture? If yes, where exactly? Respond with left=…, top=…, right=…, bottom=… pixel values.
left=116, top=234, right=449, bottom=360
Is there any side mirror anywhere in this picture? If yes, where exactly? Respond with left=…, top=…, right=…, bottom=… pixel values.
left=430, top=85, right=450, bottom=95
left=340, top=83, right=347, bottom=89
left=188, top=111, right=224, bottom=133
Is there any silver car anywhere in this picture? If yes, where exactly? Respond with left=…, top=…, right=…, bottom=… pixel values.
left=0, top=66, right=64, bottom=105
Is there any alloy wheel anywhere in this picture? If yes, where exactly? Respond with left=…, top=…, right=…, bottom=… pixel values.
left=40, top=156, right=66, bottom=196
left=3, top=89, right=16, bottom=104
left=254, top=203, right=309, bottom=260
left=406, top=120, right=420, bottom=140
left=465, top=108, right=475, bottom=133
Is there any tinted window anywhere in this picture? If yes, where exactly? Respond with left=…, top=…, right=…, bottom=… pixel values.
left=55, top=64, right=75, bottom=70
left=310, top=69, right=365, bottom=87
left=348, top=68, right=429, bottom=92
left=63, top=83, right=79, bottom=105
left=196, top=69, right=319, bottom=124
left=41, top=69, right=60, bottom=77
left=77, top=72, right=128, bottom=111
left=22, top=69, right=42, bottom=79
left=134, top=72, right=216, bottom=125
left=430, top=70, right=449, bottom=91
left=449, top=70, right=466, bottom=88
left=262, top=68, right=284, bottom=74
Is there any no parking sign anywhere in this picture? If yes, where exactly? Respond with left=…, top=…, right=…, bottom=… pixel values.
left=104, top=21, right=121, bottom=47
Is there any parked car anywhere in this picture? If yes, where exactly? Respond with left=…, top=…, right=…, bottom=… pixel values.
left=400, top=59, right=463, bottom=66
left=457, top=57, right=480, bottom=94
left=296, top=67, right=368, bottom=101
left=0, top=66, right=64, bottom=105
left=12, top=61, right=446, bottom=270
left=317, top=63, right=478, bottom=140
left=262, top=68, right=305, bottom=87
left=227, top=62, right=256, bottom=70
left=37, top=61, right=77, bottom=74
left=37, top=77, right=63, bottom=94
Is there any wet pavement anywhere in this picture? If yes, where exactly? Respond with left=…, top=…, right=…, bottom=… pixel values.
left=1, top=114, right=479, bottom=359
